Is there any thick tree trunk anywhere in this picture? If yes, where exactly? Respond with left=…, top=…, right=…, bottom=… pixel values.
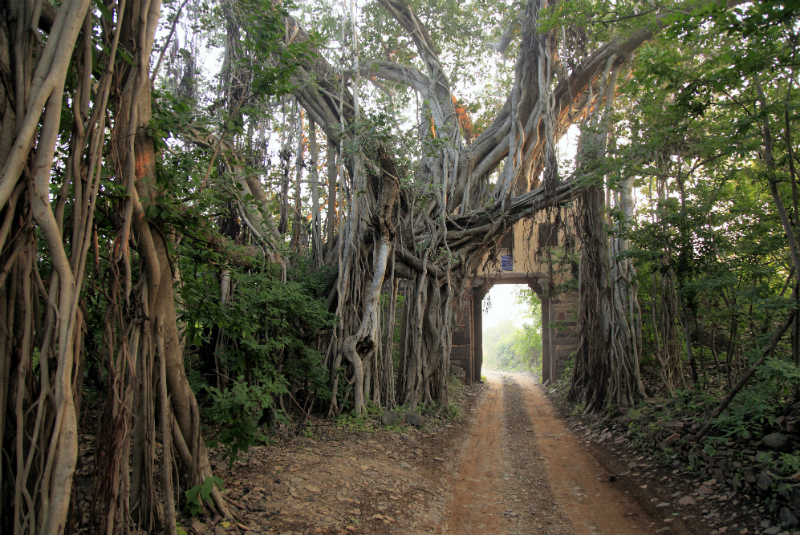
left=571, top=185, right=612, bottom=411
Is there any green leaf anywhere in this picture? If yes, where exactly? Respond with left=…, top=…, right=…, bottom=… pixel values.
left=93, top=0, right=114, bottom=22
left=117, top=48, right=135, bottom=66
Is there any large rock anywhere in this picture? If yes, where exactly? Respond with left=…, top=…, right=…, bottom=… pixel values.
left=404, top=411, right=424, bottom=427
left=760, top=432, right=792, bottom=452
left=780, top=507, right=799, bottom=528
left=381, top=410, right=399, bottom=426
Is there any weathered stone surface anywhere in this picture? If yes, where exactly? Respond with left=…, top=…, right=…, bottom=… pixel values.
left=381, top=410, right=399, bottom=426
left=760, top=433, right=791, bottom=452
left=398, top=461, right=411, bottom=469
left=404, top=411, right=424, bottom=427
left=677, top=495, right=696, bottom=506
left=190, top=519, right=207, bottom=535
left=399, top=433, right=413, bottom=443
left=757, top=471, right=773, bottom=491
left=780, top=506, right=799, bottom=528
left=714, top=468, right=725, bottom=483
left=744, top=468, right=757, bottom=483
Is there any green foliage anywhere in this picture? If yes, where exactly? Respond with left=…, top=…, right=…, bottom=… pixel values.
left=180, top=262, right=336, bottom=460
left=777, top=453, right=800, bottom=476
left=204, top=375, right=287, bottom=462
left=580, top=0, right=800, bottom=421
left=709, top=359, right=800, bottom=438
left=756, top=357, right=800, bottom=398
left=443, top=402, right=461, bottom=420
left=711, top=383, right=780, bottom=438
left=335, top=401, right=384, bottom=432
left=241, top=0, right=317, bottom=99
left=185, top=476, right=225, bottom=517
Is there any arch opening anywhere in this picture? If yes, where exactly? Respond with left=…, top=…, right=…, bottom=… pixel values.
left=482, top=285, right=543, bottom=376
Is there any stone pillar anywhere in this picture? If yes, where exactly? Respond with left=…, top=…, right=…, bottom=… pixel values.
left=472, top=291, right=483, bottom=382
left=549, top=291, right=580, bottom=381
left=541, top=297, right=551, bottom=384
left=466, top=292, right=474, bottom=385
left=449, top=288, right=473, bottom=384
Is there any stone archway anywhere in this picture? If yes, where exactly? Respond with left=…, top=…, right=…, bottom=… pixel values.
left=449, top=273, right=579, bottom=386
left=448, top=212, right=580, bottom=385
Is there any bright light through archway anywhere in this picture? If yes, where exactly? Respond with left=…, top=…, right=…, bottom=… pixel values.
left=483, top=285, right=528, bottom=329
left=482, top=285, right=543, bottom=375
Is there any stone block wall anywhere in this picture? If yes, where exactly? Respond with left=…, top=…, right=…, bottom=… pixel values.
left=540, top=291, right=579, bottom=384
left=449, top=287, right=475, bottom=383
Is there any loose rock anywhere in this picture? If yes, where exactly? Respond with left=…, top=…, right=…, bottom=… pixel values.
left=381, top=410, right=399, bottom=426
left=404, top=411, right=424, bottom=427
left=780, top=507, right=799, bottom=528
left=761, top=433, right=791, bottom=452
left=757, top=471, right=773, bottom=491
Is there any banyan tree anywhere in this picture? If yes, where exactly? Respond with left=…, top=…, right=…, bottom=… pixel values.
left=0, top=0, right=743, bottom=531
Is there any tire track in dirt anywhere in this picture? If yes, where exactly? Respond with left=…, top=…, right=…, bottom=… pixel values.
left=447, top=374, right=507, bottom=534
left=515, top=372, right=700, bottom=535
left=447, top=372, right=705, bottom=535
left=447, top=373, right=574, bottom=534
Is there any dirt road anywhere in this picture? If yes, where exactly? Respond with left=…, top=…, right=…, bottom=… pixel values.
left=204, top=372, right=712, bottom=534
left=446, top=372, right=702, bottom=535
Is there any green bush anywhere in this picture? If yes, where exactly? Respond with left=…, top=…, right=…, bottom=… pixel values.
left=179, top=262, right=336, bottom=460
